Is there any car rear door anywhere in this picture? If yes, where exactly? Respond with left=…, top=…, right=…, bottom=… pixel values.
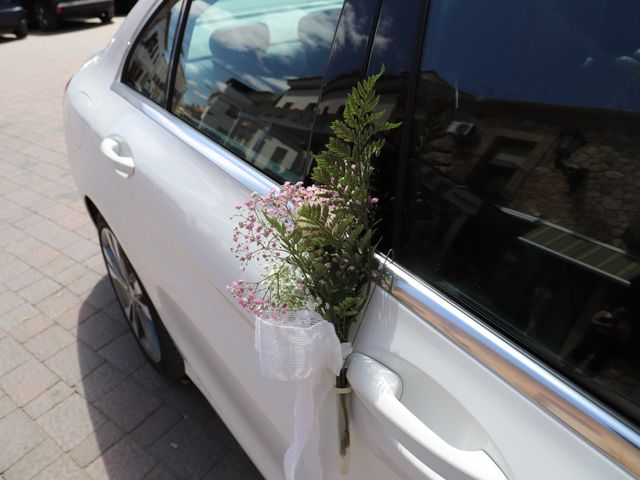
left=84, top=0, right=370, bottom=478
left=322, top=0, right=640, bottom=478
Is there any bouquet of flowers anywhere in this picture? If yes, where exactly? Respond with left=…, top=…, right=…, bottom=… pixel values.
left=228, top=68, right=399, bottom=479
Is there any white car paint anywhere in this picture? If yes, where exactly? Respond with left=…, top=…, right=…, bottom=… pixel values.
left=63, top=1, right=637, bottom=478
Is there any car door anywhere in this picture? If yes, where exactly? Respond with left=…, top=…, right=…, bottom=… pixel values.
left=81, top=0, right=370, bottom=478
left=332, top=0, right=640, bottom=478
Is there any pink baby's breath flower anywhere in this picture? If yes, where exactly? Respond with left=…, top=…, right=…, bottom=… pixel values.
left=370, top=197, right=379, bottom=204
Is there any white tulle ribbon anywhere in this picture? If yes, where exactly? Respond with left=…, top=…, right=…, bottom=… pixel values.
left=255, top=311, right=351, bottom=480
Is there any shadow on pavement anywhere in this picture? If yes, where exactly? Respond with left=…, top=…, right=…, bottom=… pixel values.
left=76, top=277, right=263, bottom=479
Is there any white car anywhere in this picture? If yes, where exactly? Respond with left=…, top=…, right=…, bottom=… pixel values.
left=63, top=0, right=640, bottom=478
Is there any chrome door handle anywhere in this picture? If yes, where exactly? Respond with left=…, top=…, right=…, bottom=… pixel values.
left=348, top=353, right=507, bottom=480
left=100, top=136, right=135, bottom=178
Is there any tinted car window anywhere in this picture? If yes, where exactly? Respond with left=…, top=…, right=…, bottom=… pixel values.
left=401, top=0, right=640, bottom=424
left=123, top=0, right=184, bottom=105
left=171, top=0, right=345, bottom=183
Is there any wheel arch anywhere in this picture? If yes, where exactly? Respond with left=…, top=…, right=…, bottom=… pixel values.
left=84, top=196, right=101, bottom=226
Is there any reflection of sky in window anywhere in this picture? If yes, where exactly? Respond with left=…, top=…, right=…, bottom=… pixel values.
left=422, top=0, right=640, bottom=112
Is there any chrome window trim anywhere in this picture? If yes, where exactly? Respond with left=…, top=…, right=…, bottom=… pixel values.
left=57, top=0, right=109, bottom=7
left=375, top=253, right=640, bottom=477
left=112, top=82, right=275, bottom=196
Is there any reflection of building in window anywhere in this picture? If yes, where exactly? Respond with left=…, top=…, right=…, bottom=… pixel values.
left=467, top=132, right=552, bottom=201
left=270, top=147, right=288, bottom=164
left=190, top=77, right=321, bottom=182
left=125, top=5, right=177, bottom=104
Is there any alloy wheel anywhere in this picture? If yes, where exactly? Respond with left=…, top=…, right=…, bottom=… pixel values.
left=100, top=228, right=162, bottom=363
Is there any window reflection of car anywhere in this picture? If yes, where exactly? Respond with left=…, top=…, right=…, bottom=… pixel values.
left=0, top=0, right=27, bottom=39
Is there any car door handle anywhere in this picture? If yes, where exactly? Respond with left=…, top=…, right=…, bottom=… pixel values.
left=100, top=136, right=135, bottom=178
left=348, top=353, right=507, bottom=480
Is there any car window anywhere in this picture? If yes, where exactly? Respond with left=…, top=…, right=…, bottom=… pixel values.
left=171, top=0, right=345, bottom=183
left=122, top=0, right=184, bottom=105
left=401, top=0, right=640, bottom=425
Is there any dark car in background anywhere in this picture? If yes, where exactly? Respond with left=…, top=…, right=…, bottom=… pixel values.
left=0, top=0, right=27, bottom=38
left=21, top=0, right=113, bottom=31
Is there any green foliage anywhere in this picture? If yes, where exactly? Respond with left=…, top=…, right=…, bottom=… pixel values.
left=229, top=67, right=400, bottom=342
left=298, top=66, right=400, bottom=340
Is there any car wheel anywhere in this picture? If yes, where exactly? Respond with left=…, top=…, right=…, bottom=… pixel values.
left=99, top=5, right=114, bottom=23
left=97, top=215, right=184, bottom=378
left=14, top=19, right=28, bottom=38
left=35, top=1, right=58, bottom=31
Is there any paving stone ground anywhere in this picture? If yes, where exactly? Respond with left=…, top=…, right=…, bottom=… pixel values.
left=0, top=19, right=262, bottom=480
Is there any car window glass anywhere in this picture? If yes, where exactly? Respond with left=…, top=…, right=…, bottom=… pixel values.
left=172, top=0, right=345, bottom=183
left=122, top=0, right=184, bottom=105
left=402, top=0, right=640, bottom=425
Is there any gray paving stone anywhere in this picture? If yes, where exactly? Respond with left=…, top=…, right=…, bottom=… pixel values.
left=35, top=288, right=82, bottom=318
left=150, top=419, right=227, bottom=480
left=63, top=239, right=99, bottom=263
left=75, top=312, right=128, bottom=351
left=31, top=455, right=89, bottom=480
left=75, top=362, right=126, bottom=403
left=21, top=244, right=62, bottom=269
left=0, top=337, right=31, bottom=377
left=67, top=271, right=103, bottom=296
left=0, top=259, right=30, bottom=284
left=38, top=255, right=75, bottom=278
left=204, top=450, right=264, bottom=480
left=86, top=437, right=156, bottom=480
left=37, top=394, right=105, bottom=452
left=24, top=325, right=75, bottom=361
left=161, top=382, right=215, bottom=424
left=69, top=420, right=124, bottom=469
left=132, top=364, right=174, bottom=396
left=56, top=263, right=91, bottom=287
left=0, top=303, right=40, bottom=332
left=4, top=267, right=44, bottom=292
left=0, top=395, right=17, bottom=419
left=132, top=404, right=182, bottom=448
left=0, top=358, right=58, bottom=406
left=17, top=277, right=62, bottom=304
left=8, top=314, right=53, bottom=343
left=24, top=381, right=74, bottom=420
left=97, top=333, right=146, bottom=375
left=45, top=343, right=104, bottom=387
left=83, top=254, right=107, bottom=276
left=94, top=378, right=161, bottom=432
left=0, top=410, right=45, bottom=472
left=4, top=438, right=62, bottom=480
left=142, top=463, right=180, bottom=480
left=0, top=291, right=24, bottom=317
left=85, top=280, right=117, bottom=310
left=54, top=302, right=98, bottom=331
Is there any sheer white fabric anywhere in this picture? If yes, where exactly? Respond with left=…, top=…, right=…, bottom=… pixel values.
left=255, top=311, right=351, bottom=480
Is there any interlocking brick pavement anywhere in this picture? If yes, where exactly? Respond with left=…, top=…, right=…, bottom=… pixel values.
left=0, top=19, right=262, bottom=480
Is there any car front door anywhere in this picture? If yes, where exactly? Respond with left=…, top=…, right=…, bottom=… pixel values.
left=336, top=0, right=640, bottom=478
